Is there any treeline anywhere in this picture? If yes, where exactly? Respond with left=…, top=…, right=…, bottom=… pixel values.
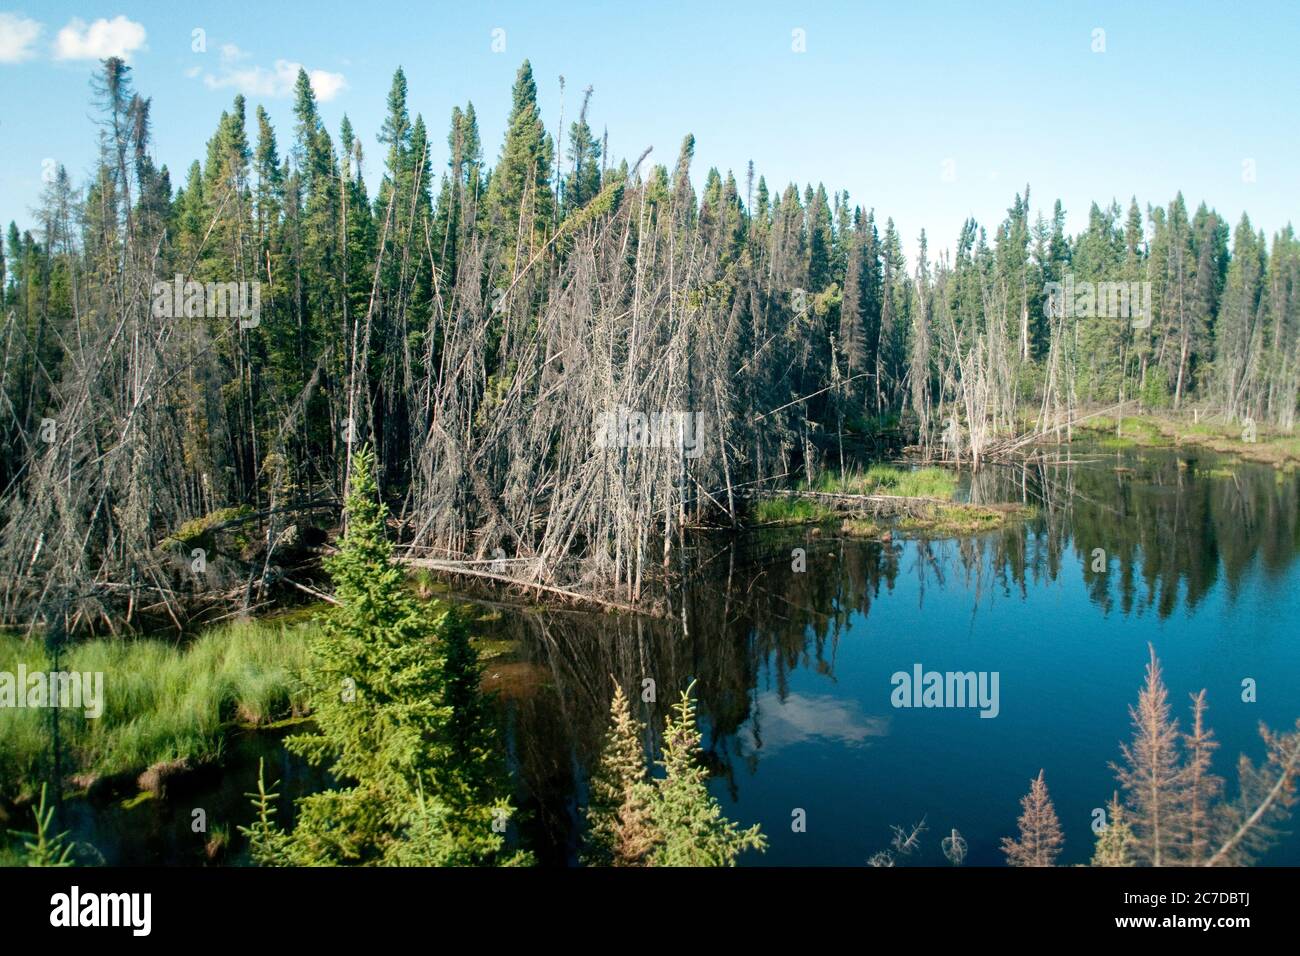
left=1, top=57, right=1297, bottom=625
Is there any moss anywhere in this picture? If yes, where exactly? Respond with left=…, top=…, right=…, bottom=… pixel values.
left=161, top=505, right=255, bottom=548
left=473, top=637, right=521, bottom=661
left=120, top=790, right=156, bottom=811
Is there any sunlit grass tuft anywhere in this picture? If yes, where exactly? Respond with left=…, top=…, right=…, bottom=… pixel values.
left=753, top=498, right=837, bottom=525
left=806, top=464, right=958, bottom=500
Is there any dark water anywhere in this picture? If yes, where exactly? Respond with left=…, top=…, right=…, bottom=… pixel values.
left=61, top=725, right=328, bottom=866
left=496, top=443, right=1300, bottom=866
left=62, top=443, right=1300, bottom=866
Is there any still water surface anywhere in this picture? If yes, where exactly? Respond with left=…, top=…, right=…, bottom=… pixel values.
left=70, top=443, right=1300, bottom=865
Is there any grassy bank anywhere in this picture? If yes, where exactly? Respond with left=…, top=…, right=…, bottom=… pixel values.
left=898, top=503, right=1035, bottom=535
left=802, top=463, right=959, bottom=499
left=752, top=497, right=840, bottom=525
left=1163, top=418, right=1300, bottom=468
left=754, top=464, right=960, bottom=526
left=751, top=464, right=1030, bottom=537
left=1072, top=413, right=1300, bottom=468
left=0, top=618, right=314, bottom=803
left=1072, top=415, right=1171, bottom=449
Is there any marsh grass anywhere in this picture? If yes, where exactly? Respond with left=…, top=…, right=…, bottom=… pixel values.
left=1077, top=415, right=1170, bottom=448
left=804, top=464, right=958, bottom=500
left=752, top=498, right=838, bottom=525
left=839, top=518, right=884, bottom=538
left=898, top=503, right=1034, bottom=537
left=750, top=465, right=959, bottom=526
left=0, top=618, right=314, bottom=801
left=1077, top=413, right=1300, bottom=467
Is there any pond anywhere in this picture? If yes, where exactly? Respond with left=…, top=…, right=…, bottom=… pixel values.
left=493, top=442, right=1300, bottom=866
left=59, top=442, right=1300, bottom=866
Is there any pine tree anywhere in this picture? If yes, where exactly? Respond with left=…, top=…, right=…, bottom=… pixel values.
left=583, top=680, right=657, bottom=866
left=646, top=683, right=766, bottom=866
left=1001, top=769, right=1064, bottom=866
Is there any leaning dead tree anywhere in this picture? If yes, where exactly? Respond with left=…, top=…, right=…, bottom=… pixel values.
left=403, top=158, right=738, bottom=604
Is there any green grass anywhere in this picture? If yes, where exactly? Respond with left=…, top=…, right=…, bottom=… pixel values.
left=0, top=618, right=314, bottom=802
left=1073, top=412, right=1300, bottom=467
left=1077, top=415, right=1169, bottom=447
left=749, top=465, right=959, bottom=527
left=805, top=464, right=958, bottom=500
left=752, top=498, right=838, bottom=525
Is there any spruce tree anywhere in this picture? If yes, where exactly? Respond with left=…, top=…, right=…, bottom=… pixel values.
left=1090, top=794, right=1135, bottom=867
left=10, top=784, right=75, bottom=867
left=257, top=447, right=525, bottom=865
left=583, top=680, right=657, bottom=866
left=488, top=60, right=553, bottom=263
left=432, top=605, right=526, bottom=865
left=1182, top=690, right=1224, bottom=864
left=646, top=683, right=766, bottom=866
left=1001, top=769, right=1064, bottom=866
left=238, top=758, right=291, bottom=866
left=1112, top=645, right=1186, bottom=865
left=562, top=86, right=601, bottom=216
left=284, top=444, right=453, bottom=863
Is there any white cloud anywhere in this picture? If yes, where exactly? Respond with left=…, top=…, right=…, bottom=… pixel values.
left=306, top=67, right=346, bottom=103
left=54, top=15, right=146, bottom=61
left=0, top=12, right=42, bottom=63
left=751, top=691, right=890, bottom=755
left=200, top=55, right=347, bottom=103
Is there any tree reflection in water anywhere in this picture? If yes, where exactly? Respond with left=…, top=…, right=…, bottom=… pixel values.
left=487, top=444, right=1300, bottom=864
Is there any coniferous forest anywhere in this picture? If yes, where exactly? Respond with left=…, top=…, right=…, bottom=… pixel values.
left=2, top=57, right=1298, bottom=627
left=1, top=8, right=1299, bottom=929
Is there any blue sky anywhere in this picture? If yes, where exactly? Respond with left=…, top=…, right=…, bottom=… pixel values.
left=1, top=1, right=1296, bottom=260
